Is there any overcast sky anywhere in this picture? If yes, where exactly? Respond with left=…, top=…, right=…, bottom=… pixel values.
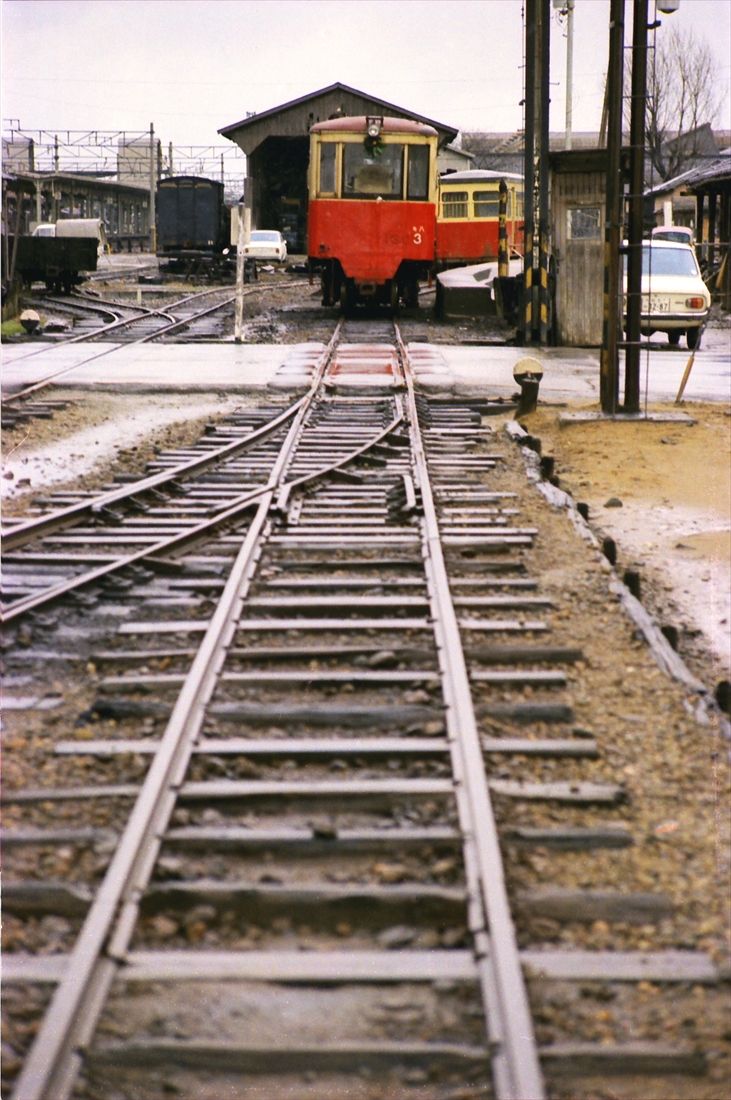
left=3, top=0, right=730, bottom=151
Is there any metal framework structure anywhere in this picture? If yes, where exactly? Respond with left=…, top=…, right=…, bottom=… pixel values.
left=2, top=125, right=246, bottom=202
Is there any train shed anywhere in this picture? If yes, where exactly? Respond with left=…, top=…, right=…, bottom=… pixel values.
left=219, top=82, right=458, bottom=252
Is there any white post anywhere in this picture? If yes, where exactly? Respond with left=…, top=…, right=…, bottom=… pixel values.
left=565, top=0, right=574, bottom=149
left=149, top=123, right=157, bottom=253
left=234, top=202, right=245, bottom=343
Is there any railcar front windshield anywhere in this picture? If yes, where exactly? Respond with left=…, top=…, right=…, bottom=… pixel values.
left=343, top=143, right=404, bottom=198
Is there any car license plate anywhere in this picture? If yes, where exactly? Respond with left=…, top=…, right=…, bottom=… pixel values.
left=644, top=294, right=670, bottom=312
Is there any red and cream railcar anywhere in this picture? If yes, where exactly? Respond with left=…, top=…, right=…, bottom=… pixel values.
left=308, top=116, right=438, bottom=308
left=436, top=169, right=524, bottom=268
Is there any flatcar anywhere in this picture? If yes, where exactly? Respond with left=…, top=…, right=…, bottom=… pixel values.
left=436, top=169, right=524, bottom=268
left=307, top=115, right=439, bottom=308
left=156, top=175, right=243, bottom=279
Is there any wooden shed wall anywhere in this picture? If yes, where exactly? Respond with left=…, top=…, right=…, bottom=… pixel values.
left=552, top=170, right=605, bottom=346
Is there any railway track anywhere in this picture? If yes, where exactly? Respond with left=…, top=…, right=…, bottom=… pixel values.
left=1, top=281, right=301, bottom=428
left=1, top=321, right=728, bottom=1100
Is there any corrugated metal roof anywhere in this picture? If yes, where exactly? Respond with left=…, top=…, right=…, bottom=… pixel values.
left=219, top=82, right=458, bottom=143
left=645, top=149, right=731, bottom=196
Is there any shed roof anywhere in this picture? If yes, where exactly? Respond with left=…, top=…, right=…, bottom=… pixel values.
left=645, top=149, right=731, bottom=197
left=219, top=82, right=458, bottom=151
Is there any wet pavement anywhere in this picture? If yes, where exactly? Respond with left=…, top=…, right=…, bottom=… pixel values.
left=3, top=325, right=729, bottom=406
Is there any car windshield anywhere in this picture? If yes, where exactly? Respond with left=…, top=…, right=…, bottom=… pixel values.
left=251, top=231, right=279, bottom=242
left=642, top=245, right=699, bottom=277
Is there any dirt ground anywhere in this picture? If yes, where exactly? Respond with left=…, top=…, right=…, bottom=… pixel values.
left=519, top=401, right=731, bottom=694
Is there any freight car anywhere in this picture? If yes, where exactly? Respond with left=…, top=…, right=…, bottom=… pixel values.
left=436, top=169, right=524, bottom=269
left=13, top=235, right=98, bottom=293
left=307, top=116, right=439, bottom=309
left=156, top=175, right=253, bottom=280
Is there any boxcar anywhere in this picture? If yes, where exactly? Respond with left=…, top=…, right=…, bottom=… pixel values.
left=307, top=116, right=439, bottom=308
left=156, top=176, right=232, bottom=277
left=436, top=170, right=524, bottom=268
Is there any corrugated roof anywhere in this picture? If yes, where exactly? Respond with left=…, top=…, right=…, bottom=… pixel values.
left=219, top=82, right=458, bottom=143
left=645, top=149, right=731, bottom=196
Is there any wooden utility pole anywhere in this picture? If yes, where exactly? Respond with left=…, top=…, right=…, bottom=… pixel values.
left=600, top=0, right=625, bottom=413
left=522, top=0, right=551, bottom=345
left=624, top=0, right=651, bottom=413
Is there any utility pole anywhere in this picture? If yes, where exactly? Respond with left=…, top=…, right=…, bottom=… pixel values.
left=624, top=0, right=651, bottom=412
left=564, top=0, right=574, bottom=149
left=600, top=0, right=625, bottom=413
left=522, top=0, right=551, bottom=346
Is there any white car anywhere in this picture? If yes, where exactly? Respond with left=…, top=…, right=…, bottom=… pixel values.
left=624, top=240, right=710, bottom=349
left=243, top=230, right=287, bottom=263
left=651, top=225, right=694, bottom=245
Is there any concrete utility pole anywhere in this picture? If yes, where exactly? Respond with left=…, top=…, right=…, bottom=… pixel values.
left=564, top=0, right=574, bottom=149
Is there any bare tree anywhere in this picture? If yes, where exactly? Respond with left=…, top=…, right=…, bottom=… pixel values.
left=625, top=25, right=722, bottom=181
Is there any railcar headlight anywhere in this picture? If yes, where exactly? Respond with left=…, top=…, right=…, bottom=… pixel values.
left=366, top=117, right=382, bottom=140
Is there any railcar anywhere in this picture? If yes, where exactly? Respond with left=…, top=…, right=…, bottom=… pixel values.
left=13, top=235, right=98, bottom=293
left=436, top=169, right=524, bottom=268
left=156, top=175, right=241, bottom=279
left=307, top=116, right=439, bottom=308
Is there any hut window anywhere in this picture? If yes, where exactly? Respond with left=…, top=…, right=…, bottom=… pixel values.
left=568, top=206, right=601, bottom=239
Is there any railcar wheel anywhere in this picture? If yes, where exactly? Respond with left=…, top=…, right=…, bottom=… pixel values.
left=340, top=279, right=357, bottom=313
left=389, top=281, right=398, bottom=312
left=405, top=278, right=419, bottom=309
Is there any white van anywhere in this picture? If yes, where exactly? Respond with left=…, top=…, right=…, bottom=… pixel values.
left=55, top=219, right=109, bottom=257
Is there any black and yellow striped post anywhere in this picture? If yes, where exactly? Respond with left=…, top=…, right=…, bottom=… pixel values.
left=538, top=232, right=550, bottom=344
left=498, top=179, right=509, bottom=278
left=521, top=0, right=550, bottom=345
left=523, top=230, right=534, bottom=336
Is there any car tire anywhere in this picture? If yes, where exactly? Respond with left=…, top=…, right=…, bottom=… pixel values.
left=668, top=330, right=681, bottom=346
left=686, top=327, right=701, bottom=351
